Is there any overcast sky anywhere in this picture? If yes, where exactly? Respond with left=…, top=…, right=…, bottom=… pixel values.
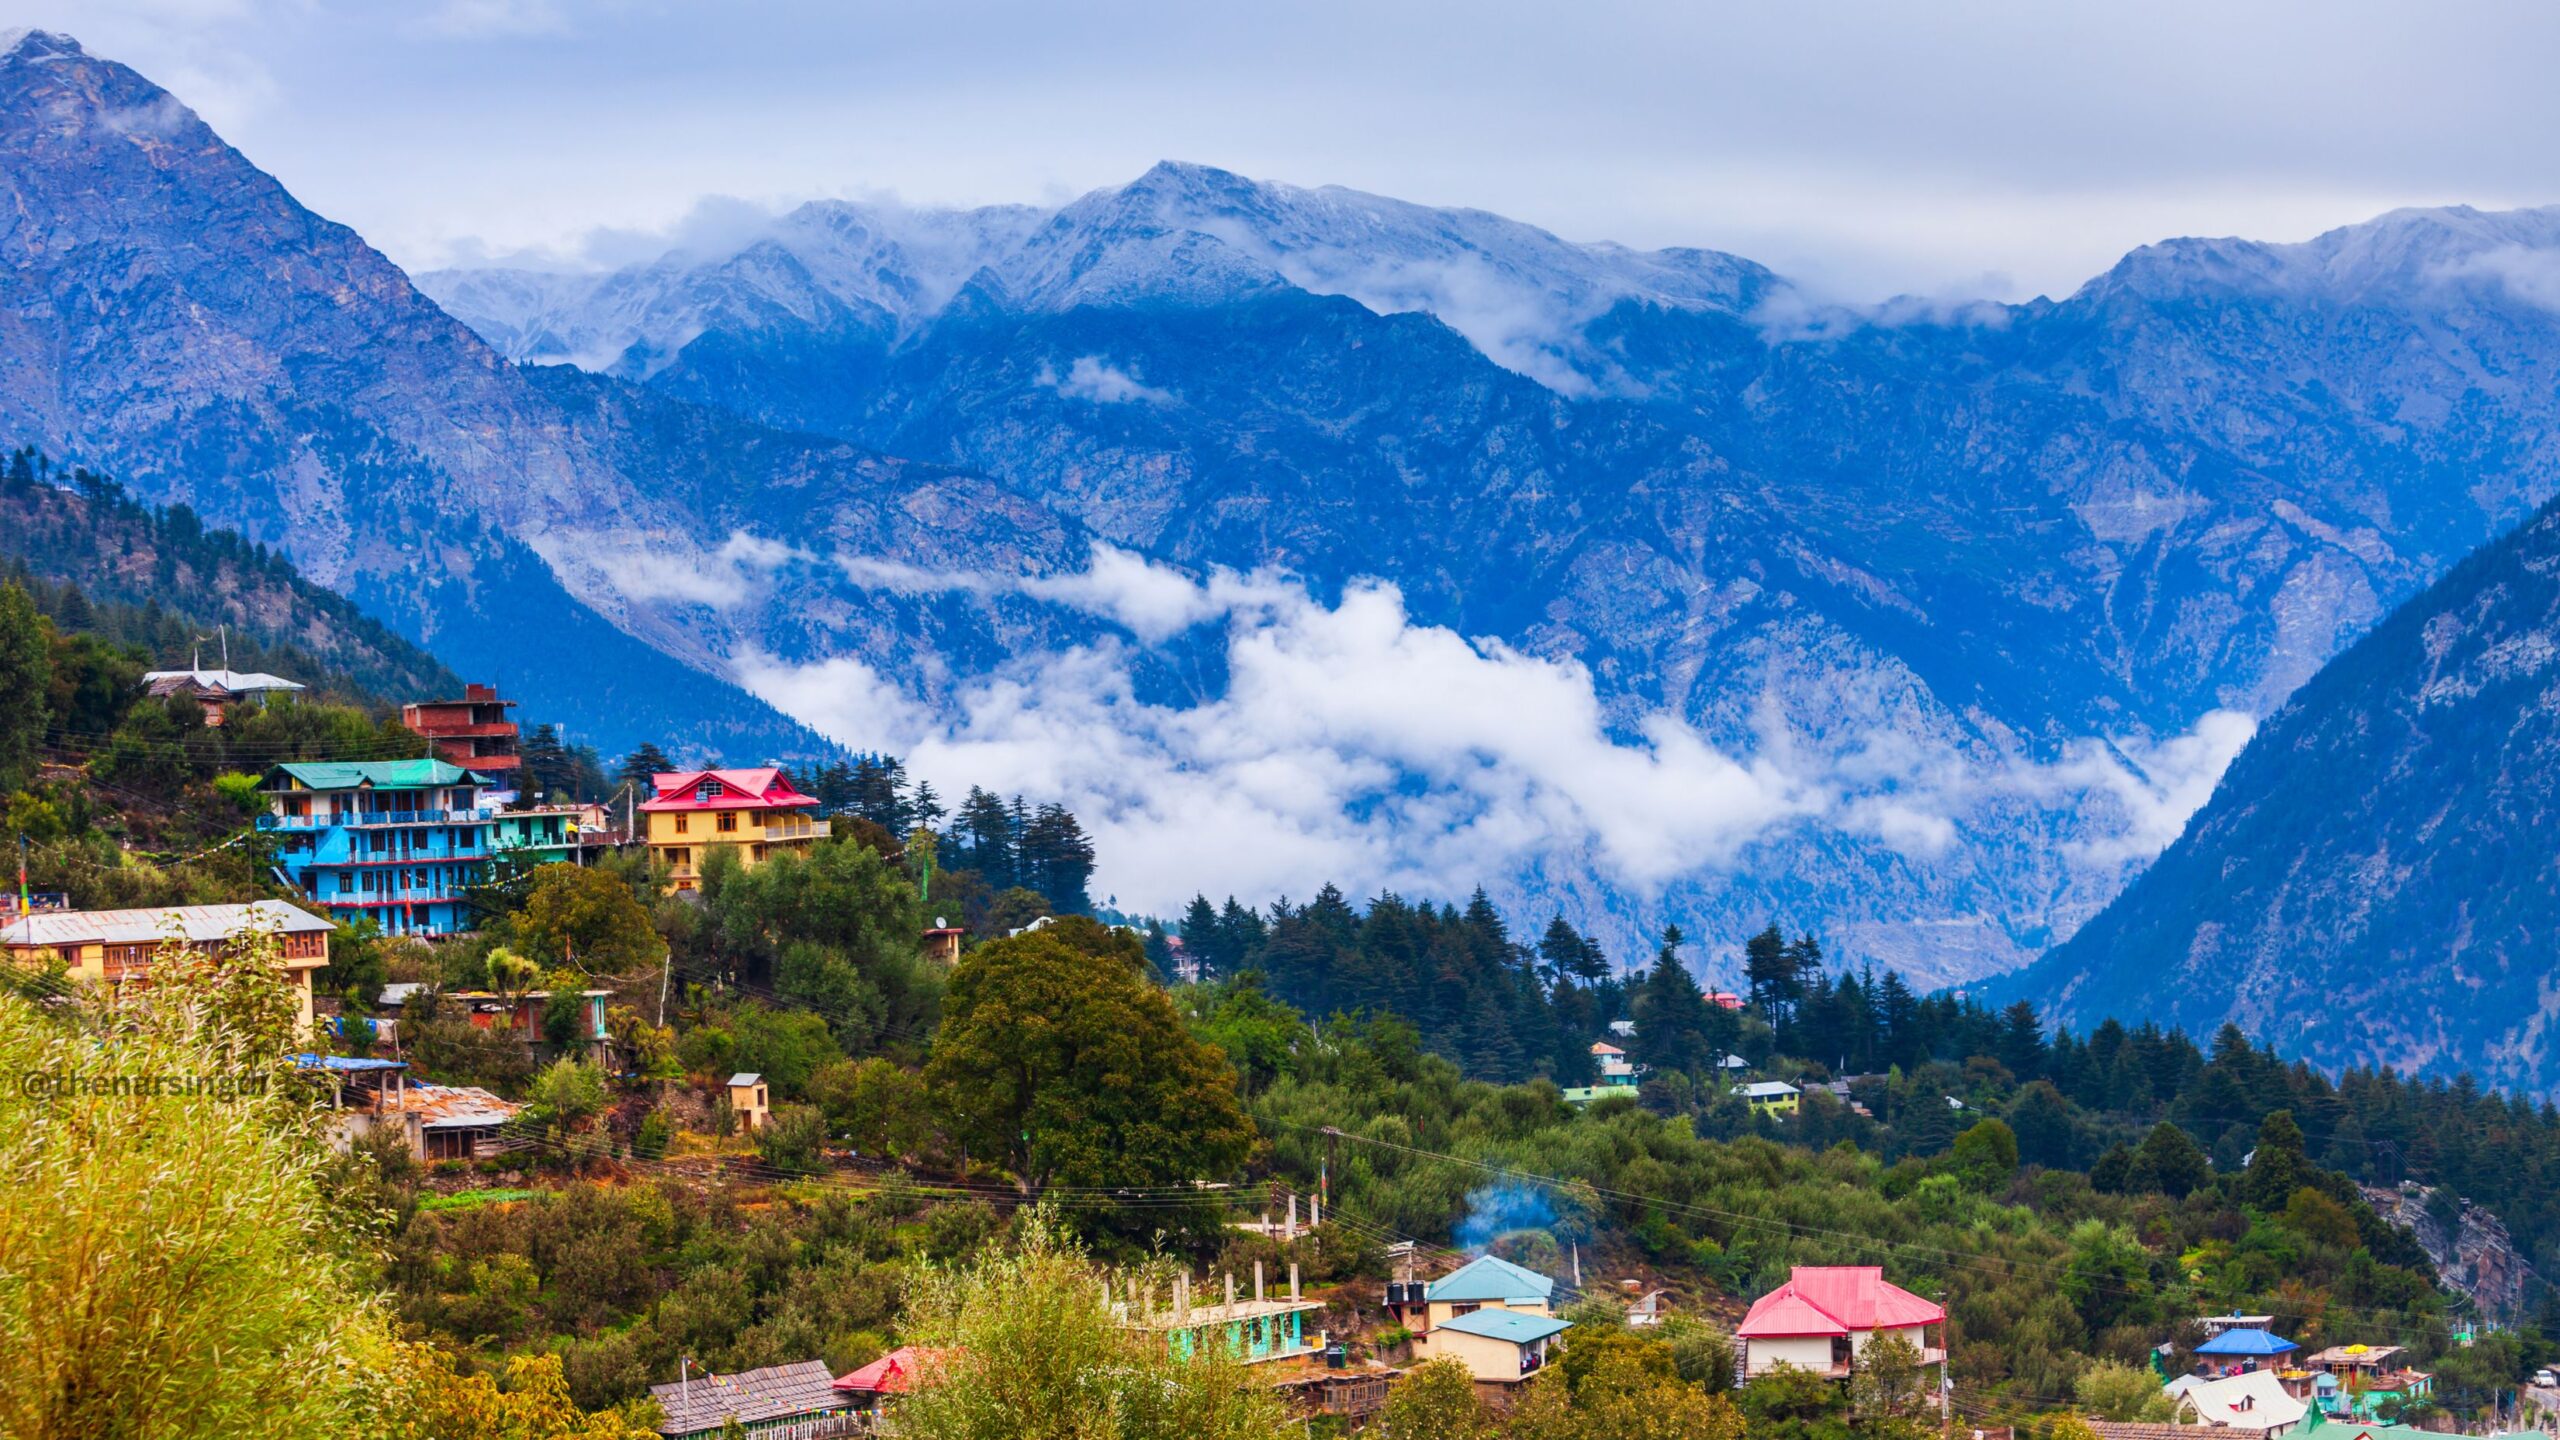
left=19, top=0, right=2560, bottom=299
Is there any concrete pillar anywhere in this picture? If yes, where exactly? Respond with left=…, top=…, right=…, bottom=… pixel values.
left=1224, top=1272, right=1237, bottom=1313
left=1287, top=1193, right=1300, bottom=1241
left=1291, top=1262, right=1302, bottom=1302
left=1254, top=1261, right=1265, bottom=1304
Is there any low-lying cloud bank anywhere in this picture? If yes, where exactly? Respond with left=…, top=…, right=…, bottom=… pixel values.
left=728, top=544, right=2251, bottom=921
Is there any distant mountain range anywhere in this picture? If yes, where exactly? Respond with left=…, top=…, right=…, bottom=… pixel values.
left=14, top=28, right=2560, bottom=988
left=1995, top=487, right=2560, bottom=1091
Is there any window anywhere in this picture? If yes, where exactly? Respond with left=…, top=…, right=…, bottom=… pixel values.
left=717, top=811, right=737, bottom=833
left=673, top=814, right=689, bottom=834
left=696, top=779, right=724, bottom=801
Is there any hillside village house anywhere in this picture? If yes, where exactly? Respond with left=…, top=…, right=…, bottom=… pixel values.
left=1118, top=1264, right=1326, bottom=1366
left=2300, top=1345, right=2433, bottom=1417
left=1735, top=1079, right=1802, bottom=1115
left=2192, top=1327, right=2300, bottom=1377
left=2167, top=1370, right=2309, bottom=1435
left=644, top=767, right=823, bottom=892
left=1565, top=1040, right=1645, bottom=1103
left=260, top=758, right=497, bottom=937
left=832, top=1346, right=940, bottom=1417
left=729, top=1072, right=773, bottom=1131
left=296, top=1053, right=527, bottom=1162
left=140, top=665, right=303, bottom=726
left=2, top=899, right=332, bottom=1033
left=1387, top=1252, right=1562, bottom=1371
left=648, top=1359, right=854, bottom=1440
left=400, top=682, right=523, bottom=784
left=1737, top=1266, right=1946, bottom=1380
left=1433, top=1308, right=1572, bottom=1387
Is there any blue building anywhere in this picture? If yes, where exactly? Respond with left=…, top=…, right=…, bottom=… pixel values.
left=259, top=759, right=495, bottom=937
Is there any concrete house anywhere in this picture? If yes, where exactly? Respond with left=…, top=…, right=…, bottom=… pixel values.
left=1411, top=1253, right=1557, bottom=1336
left=1431, top=1308, right=1571, bottom=1387
left=644, top=767, right=824, bottom=893
left=259, top=759, right=497, bottom=937
left=1737, top=1265, right=1946, bottom=1379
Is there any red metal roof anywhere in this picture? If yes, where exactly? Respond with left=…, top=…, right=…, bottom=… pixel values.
left=833, top=1347, right=942, bottom=1395
left=640, top=767, right=820, bottom=813
left=1736, top=1267, right=1943, bottom=1338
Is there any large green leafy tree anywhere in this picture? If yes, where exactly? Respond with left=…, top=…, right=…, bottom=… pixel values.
left=926, top=918, right=1254, bottom=1198
left=706, top=838, right=932, bottom=1052
left=517, top=864, right=663, bottom=976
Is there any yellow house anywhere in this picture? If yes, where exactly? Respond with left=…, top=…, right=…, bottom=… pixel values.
left=1735, top=1080, right=1801, bottom=1115
left=0, top=899, right=334, bottom=1034
left=642, top=767, right=824, bottom=892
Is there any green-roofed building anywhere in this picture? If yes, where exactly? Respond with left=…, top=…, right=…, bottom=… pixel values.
left=258, top=759, right=496, bottom=937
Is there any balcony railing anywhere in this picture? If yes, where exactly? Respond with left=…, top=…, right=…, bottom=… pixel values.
left=763, top=818, right=820, bottom=839
left=264, top=808, right=497, bottom=830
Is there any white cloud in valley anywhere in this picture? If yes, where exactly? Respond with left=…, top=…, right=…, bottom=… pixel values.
left=1038, top=356, right=1175, bottom=406
left=738, top=545, right=2252, bottom=914
left=593, top=530, right=813, bottom=610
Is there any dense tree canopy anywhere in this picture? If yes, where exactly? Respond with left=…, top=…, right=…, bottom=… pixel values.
left=926, top=918, right=1254, bottom=1200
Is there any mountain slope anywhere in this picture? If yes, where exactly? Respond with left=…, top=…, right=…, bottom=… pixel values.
left=0, top=452, right=458, bottom=705
left=2001, top=491, right=2560, bottom=1090
left=0, top=30, right=1092, bottom=761
left=424, top=163, right=2560, bottom=981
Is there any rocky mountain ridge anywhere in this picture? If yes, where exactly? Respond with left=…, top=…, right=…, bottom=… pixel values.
left=21, top=27, right=2560, bottom=990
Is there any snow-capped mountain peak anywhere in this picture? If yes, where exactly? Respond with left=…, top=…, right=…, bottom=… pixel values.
left=423, top=161, right=1782, bottom=392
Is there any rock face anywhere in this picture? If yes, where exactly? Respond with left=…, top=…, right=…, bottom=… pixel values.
left=2002, top=490, right=2560, bottom=1090
left=2364, top=1184, right=2538, bottom=1321
left=26, top=25, right=2560, bottom=984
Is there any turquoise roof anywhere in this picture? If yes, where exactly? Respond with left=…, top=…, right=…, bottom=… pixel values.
left=1427, top=1254, right=1557, bottom=1304
left=1436, top=1309, right=1570, bottom=1344
left=270, top=759, right=482, bottom=790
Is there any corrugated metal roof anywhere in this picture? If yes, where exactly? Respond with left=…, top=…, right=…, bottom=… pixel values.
left=268, top=759, right=481, bottom=790
left=640, top=767, right=819, bottom=812
left=1436, top=1309, right=1571, bottom=1344
left=833, top=1347, right=944, bottom=1395
left=651, top=1360, right=845, bottom=1434
left=2196, top=1327, right=2299, bottom=1357
left=140, top=668, right=304, bottom=693
left=0, top=899, right=332, bottom=948
left=292, top=1053, right=408, bottom=1073
left=1738, top=1266, right=1943, bottom=1337
left=400, top=1084, right=522, bottom=1129
left=1426, top=1254, right=1557, bottom=1304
